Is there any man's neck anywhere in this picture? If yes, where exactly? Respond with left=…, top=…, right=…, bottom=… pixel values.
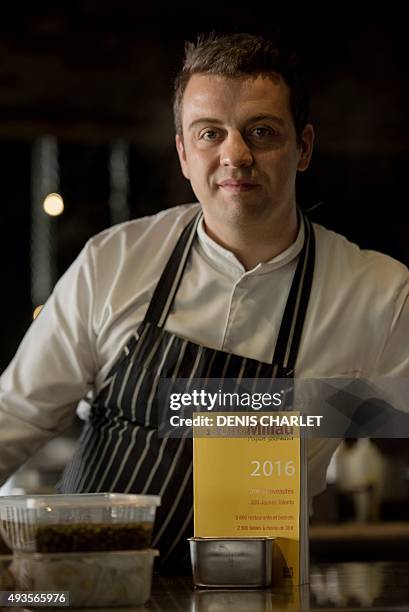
left=202, top=207, right=299, bottom=271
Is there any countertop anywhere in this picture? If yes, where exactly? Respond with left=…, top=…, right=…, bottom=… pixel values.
left=145, top=561, right=409, bottom=611
left=3, top=561, right=409, bottom=611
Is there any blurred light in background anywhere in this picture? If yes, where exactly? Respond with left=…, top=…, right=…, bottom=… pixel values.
left=32, top=305, right=43, bottom=319
left=109, top=139, right=130, bottom=224
left=31, top=136, right=59, bottom=308
left=43, top=192, right=64, bottom=216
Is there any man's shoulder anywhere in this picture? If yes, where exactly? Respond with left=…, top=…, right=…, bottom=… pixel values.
left=313, top=221, right=409, bottom=289
left=87, top=203, right=200, bottom=251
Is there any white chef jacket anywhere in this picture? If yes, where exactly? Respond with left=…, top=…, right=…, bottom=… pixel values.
left=1, top=203, right=409, bottom=497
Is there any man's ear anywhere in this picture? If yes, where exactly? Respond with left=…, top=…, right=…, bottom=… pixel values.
left=175, top=134, right=190, bottom=180
left=297, top=124, right=314, bottom=172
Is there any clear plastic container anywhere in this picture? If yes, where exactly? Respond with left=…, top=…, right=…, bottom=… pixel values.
left=0, top=493, right=160, bottom=553
left=11, top=549, right=159, bottom=607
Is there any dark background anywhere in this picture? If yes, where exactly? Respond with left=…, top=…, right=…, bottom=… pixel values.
left=1, top=2, right=408, bottom=370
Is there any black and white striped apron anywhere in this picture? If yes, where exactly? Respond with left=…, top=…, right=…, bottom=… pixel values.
left=59, top=209, right=315, bottom=567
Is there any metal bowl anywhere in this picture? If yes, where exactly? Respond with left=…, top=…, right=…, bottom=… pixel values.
left=188, top=537, right=275, bottom=588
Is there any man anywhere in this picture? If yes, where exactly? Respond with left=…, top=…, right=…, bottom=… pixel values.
left=1, top=33, right=408, bottom=567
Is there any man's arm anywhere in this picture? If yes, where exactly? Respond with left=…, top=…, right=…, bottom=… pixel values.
left=374, top=276, right=409, bottom=377
left=0, top=240, right=98, bottom=485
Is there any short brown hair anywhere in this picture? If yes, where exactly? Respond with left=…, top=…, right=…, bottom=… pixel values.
left=173, top=32, right=310, bottom=141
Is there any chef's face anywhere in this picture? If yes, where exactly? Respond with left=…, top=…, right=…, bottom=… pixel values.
left=176, top=73, right=314, bottom=230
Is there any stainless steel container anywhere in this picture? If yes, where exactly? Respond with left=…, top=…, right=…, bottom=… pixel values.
left=188, top=537, right=275, bottom=588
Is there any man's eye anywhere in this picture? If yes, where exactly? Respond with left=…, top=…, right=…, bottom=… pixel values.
left=250, top=126, right=275, bottom=138
left=200, top=130, right=219, bottom=141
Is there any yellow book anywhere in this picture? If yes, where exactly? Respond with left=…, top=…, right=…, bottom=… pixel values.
left=193, top=412, right=308, bottom=586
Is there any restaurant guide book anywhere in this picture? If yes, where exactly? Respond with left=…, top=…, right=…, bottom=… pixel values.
left=193, top=412, right=308, bottom=586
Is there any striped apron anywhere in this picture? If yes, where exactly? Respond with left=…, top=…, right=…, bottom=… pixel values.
left=59, top=210, right=315, bottom=567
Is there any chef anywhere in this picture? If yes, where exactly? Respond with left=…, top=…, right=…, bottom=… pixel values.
left=1, top=32, right=408, bottom=567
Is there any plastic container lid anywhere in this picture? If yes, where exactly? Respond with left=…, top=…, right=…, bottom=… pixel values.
left=0, top=493, right=161, bottom=510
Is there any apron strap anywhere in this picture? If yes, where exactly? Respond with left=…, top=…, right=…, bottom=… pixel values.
left=272, top=215, right=315, bottom=377
left=143, top=211, right=201, bottom=329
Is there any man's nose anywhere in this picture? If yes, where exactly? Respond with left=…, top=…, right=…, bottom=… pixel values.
left=220, top=131, right=253, bottom=167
